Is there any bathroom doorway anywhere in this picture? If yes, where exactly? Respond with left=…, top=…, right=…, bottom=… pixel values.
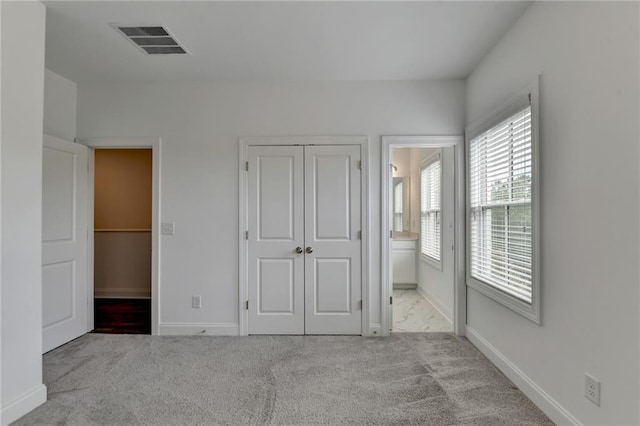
left=382, top=136, right=466, bottom=336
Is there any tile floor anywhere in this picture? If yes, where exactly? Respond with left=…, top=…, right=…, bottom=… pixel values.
left=393, top=289, right=453, bottom=332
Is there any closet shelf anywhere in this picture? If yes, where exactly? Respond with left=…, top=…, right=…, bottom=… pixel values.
left=94, top=229, right=152, bottom=232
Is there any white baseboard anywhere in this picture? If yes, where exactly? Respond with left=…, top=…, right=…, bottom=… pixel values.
left=465, top=326, right=580, bottom=426
left=416, top=285, right=453, bottom=323
left=158, top=322, right=239, bottom=336
left=1, top=384, right=47, bottom=426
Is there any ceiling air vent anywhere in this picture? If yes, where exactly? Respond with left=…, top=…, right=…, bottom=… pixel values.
left=113, top=25, right=188, bottom=55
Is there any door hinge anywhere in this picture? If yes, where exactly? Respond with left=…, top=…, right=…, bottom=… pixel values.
left=357, top=230, right=361, bottom=240
left=357, top=160, right=362, bottom=170
left=390, top=296, right=393, bottom=305
left=358, top=300, right=363, bottom=310
left=245, top=230, right=249, bottom=240
left=245, top=300, right=249, bottom=310
left=245, top=161, right=249, bottom=171
left=390, top=230, right=393, bottom=239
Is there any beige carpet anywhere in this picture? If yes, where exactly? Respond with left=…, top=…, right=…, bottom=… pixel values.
left=15, top=333, right=553, bottom=425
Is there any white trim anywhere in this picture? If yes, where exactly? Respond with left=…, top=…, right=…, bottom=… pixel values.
left=465, top=77, right=541, bottom=324
left=1, top=384, right=47, bottom=426
left=86, top=148, right=95, bottom=331
left=381, top=136, right=466, bottom=336
left=466, top=326, right=580, bottom=426
left=158, top=322, right=239, bottom=336
left=416, top=284, right=453, bottom=324
left=80, top=137, right=161, bottom=335
left=238, top=136, right=370, bottom=336
left=368, top=323, right=382, bottom=336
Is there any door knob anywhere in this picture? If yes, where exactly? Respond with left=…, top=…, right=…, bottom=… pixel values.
left=295, top=247, right=303, bottom=254
left=305, top=247, right=313, bottom=254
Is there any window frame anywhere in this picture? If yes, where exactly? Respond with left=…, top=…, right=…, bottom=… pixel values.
left=419, top=150, right=443, bottom=270
left=393, top=179, right=403, bottom=232
left=465, top=78, right=541, bottom=324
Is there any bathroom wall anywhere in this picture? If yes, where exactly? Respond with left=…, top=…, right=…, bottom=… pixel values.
left=413, top=147, right=455, bottom=321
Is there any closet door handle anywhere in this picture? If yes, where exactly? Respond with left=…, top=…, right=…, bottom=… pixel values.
left=295, top=247, right=303, bottom=254
left=305, top=247, right=313, bottom=254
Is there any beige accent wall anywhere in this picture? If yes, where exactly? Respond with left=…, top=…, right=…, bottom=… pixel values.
left=95, top=149, right=152, bottom=230
left=94, top=232, right=151, bottom=298
left=94, top=149, right=152, bottom=298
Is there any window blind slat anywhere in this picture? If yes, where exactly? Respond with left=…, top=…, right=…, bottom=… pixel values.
left=421, top=157, right=441, bottom=262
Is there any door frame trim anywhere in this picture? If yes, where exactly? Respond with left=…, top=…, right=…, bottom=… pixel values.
left=238, top=136, right=370, bottom=336
left=381, top=136, right=466, bottom=336
left=82, top=137, right=161, bottom=335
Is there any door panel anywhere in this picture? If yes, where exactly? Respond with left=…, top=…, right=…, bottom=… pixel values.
left=248, top=146, right=304, bottom=334
left=42, top=261, right=75, bottom=327
left=313, top=156, right=351, bottom=240
left=258, top=259, right=295, bottom=313
left=314, top=258, right=351, bottom=313
left=42, top=135, right=88, bottom=352
left=257, top=156, right=297, bottom=241
left=304, top=146, right=361, bottom=334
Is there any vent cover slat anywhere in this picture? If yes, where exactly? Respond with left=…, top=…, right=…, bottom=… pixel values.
left=119, top=26, right=169, bottom=37
left=141, top=46, right=186, bottom=55
left=132, top=37, right=179, bottom=46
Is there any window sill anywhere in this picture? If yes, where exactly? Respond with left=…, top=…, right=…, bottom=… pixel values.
left=467, top=277, right=541, bottom=325
left=420, top=254, right=442, bottom=271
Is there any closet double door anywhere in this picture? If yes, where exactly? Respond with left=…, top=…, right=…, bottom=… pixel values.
left=247, top=145, right=362, bottom=335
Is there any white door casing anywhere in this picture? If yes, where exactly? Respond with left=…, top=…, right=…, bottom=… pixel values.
left=246, top=144, right=362, bottom=335
left=42, top=134, right=88, bottom=352
left=304, top=145, right=361, bottom=335
left=381, top=136, right=466, bottom=337
left=247, top=146, right=305, bottom=334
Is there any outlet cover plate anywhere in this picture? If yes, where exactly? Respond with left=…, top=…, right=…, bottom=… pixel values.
left=192, top=295, right=201, bottom=309
left=161, top=222, right=175, bottom=235
left=585, top=373, right=600, bottom=406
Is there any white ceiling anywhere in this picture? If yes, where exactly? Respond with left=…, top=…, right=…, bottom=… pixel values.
left=43, top=1, right=531, bottom=83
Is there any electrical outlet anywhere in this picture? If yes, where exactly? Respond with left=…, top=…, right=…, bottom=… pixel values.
left=585, top=373, right=600, bottom=406
left=192, top=295, right=201, bottom=309
left=161, top=222, right=175, bottom=235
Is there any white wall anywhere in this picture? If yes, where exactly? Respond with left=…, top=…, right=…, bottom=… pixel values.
left=465, top=2, right=639, bottom=425
left=1, top=2, right=47, bottom=424
left=43, top=69, right=77, bottom=142
left=76, top=80, right=466, bottom=334
left=412, top=147, right=454, bottom=321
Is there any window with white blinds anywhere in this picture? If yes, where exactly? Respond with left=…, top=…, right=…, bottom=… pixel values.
left=469, top=105, right=533, bottom=304
left=420, top=155, right=441, bottom=263
left=394, top=181, right=403, bottom=232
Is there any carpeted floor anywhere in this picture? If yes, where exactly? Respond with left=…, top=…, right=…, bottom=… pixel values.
left=15, top=333, right=553, bottom=425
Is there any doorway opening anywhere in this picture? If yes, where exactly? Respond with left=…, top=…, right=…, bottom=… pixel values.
left=93, top=148, right=152, bottom=334
left=389, top=146, right=453, bottom=332
left=382, top=136, right=466, bottom=336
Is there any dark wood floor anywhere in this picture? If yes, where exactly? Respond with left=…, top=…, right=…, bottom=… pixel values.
left=93, top=298, right=151, bottom=334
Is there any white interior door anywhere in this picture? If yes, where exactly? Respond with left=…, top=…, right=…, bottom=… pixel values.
left=304, top=146, right=361, bottom=335
left=247, top=146, right=305, bottom=334
left=42, top=135, right=89, bottom=352
left=247, top=144, right=362, bottom=335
